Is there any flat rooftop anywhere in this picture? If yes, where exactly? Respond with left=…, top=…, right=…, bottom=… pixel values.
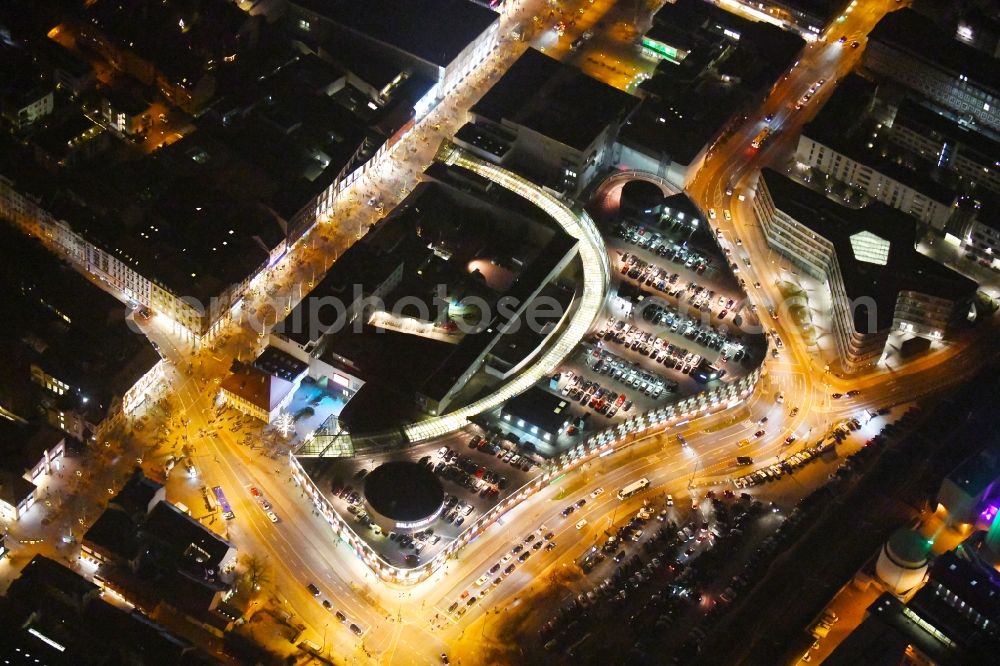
left=761, top=169, right=978, bottom=332
left=471, top=48, right=639, bottom=152
left=502, top=386, right=571, bottom=435
left=292, top=0, right=498, bottom=68
left=945, top=446, right=1000, bottom=498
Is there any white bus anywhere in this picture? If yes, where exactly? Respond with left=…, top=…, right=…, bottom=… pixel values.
left=617, top=478, right=651, bottom=500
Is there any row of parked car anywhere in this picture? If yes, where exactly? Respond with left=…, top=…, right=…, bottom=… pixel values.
left=620, top=253, right=736, bottom=322
left=588, top=349, right=677, bottom=397
left=599, top=318, right=705, bottom=378
left=638, top=302, right=746, bottom=360
left=614, top=222, right=711, bottom=275
left=467, top=435, right=536, bottom=473
left=731, top=412, right=877, bottom=488
left=561, top=373, right=633, bottom=419
left=733, top=449, right=820, bottom=488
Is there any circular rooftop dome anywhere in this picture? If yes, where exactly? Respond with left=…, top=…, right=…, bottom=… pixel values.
left=363, top=461, right=444, bottom=532
left=620, top=180, right=665, bottom=221
left=886, top=528, right=931, bottom=567
left=876, top=528, right=930, bottom=595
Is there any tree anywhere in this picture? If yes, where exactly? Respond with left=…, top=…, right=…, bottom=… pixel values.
left=241, top=553, right=271, bottom=593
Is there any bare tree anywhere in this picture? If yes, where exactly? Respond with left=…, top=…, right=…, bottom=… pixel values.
left=241, top=553, right=271, bottom=593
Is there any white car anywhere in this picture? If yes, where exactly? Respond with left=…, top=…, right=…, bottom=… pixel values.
left=666, top=494, right=674, bottom=506
left=590, top=487, right=605, bottom=499
left=475, top=574, right=490, bottom=587
left=575, top=519, right=588, bottom=530
left=501, top=553, right=513, bottom=564
left=266, top=511, right=279, bottom=523
left=723, top=209, right=732, bottom=221
left=709, top=208, right=717, bottom=219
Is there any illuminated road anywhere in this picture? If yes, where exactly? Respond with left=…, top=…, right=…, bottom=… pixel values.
left=9, top=1, right=1000, bottom=665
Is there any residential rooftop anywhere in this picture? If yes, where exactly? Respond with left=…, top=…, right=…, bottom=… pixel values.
left=0, top=555, right=217, bottom=665
left=220, top=362, right=294, bottom=413
left=0, top=222, right=159, bottom=424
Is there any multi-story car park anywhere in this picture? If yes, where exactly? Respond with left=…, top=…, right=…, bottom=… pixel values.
left=754, top=168, right=978, bottom=374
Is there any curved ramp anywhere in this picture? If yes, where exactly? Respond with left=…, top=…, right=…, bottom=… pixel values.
left=401, top=145, right=611, bottom=442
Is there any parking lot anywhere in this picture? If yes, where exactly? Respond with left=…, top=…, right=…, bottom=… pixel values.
left=608, top=220, right=742, bottom=303
left=298, top=426, right=540, bottom=568
left=528, top=486, right=787, bottom=661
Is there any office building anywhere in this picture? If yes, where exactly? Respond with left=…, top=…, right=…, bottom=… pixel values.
left=864, top=9, right=1000, bottom=134
left=465, top=48, right=639, bottom=193
left=829, top=551, right=1000, bottom=665
left=888, top=98, right=1000, bottom=196
left=754, top=169, right=977, bottom=374
left=287, top=0, right=499, bottom=118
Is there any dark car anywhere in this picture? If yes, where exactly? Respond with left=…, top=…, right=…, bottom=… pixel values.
left=350, top=624, right=363, bottom=636
left=518, top=551, right=531, bottom=562
left=306, top=583, right=320, bottom=597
